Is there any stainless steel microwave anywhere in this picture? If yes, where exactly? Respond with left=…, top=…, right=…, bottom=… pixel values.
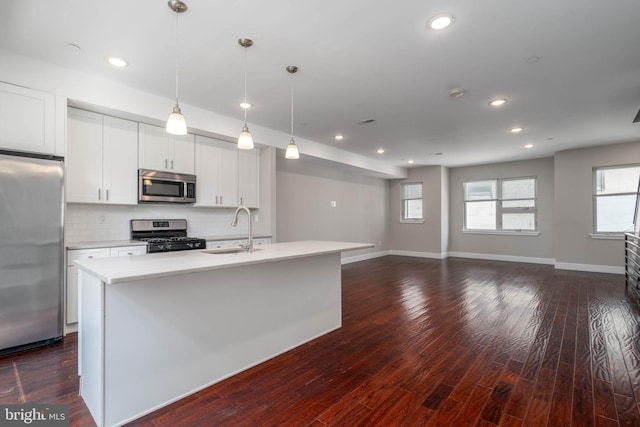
left=138, top=169, right=196, bottom=204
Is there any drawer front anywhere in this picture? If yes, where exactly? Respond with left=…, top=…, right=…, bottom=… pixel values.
left=67, top=248, right=110, bottom=265
left=110, top=246, right=147, bottom=257
left=206, top=240, right=235, bottom=250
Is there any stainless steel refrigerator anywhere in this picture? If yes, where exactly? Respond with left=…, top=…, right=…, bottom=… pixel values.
left=0, top=151, right=64, bottom=354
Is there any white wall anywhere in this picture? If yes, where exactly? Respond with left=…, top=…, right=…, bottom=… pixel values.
left=554, top=141, right=640, bottom=272
left=388, top=165, right=448, bottom=257
left=448, top=157, right=555, bottom=264
left=276, top=156, right=389, bottom=261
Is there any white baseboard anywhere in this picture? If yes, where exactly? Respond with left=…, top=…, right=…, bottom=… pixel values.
left=389, top=250, right=448, bottom=260
left=341, top=250, right=390, bottom=264
left=448, top=251, right=555, bottom=265
left=64, top=322, right=78, bottom=335
left=341, top=249, right=624, bottom=275
left=554, top=262, right=624, bottom=275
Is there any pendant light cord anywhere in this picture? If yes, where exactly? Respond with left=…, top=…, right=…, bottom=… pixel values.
left=290, top=72, right=294, bottom=138
left=174, top=10, right=180, bottom=106
left=243, top=47, right=248, bottom=124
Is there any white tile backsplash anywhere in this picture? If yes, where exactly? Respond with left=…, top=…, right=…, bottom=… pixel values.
left=65, top=204, right=262, bottom=243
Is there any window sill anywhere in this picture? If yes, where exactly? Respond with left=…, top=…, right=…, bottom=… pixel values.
left=462, top=230, right=540, bottom=237
left=589, top=233, right=624, bottom=240
left=399, top=220, right=425, bottom=224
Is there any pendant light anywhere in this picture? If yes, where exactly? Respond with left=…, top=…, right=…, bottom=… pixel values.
left=166, top=0, right=188, bottom=135
left=285, top=65, right=300, bottom=160
left=237, top=38, right=254, bottom=149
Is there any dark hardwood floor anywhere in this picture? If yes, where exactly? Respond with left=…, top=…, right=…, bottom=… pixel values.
left=1, top=256, right=638, bottom=426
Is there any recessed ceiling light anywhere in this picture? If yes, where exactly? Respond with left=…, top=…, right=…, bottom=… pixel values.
left=489, top=98, right=507, bottom=107
left=525, top=143, right=534, bottom=149
left=428, top=14, right=455, bottom=30
left=449, top=88, right=465, bottom=98
left=510, top=127, right=524, bottom=133
left=107, top=57, right=128, bottom=67
left=334, top=135, right=344, bottom=141
left=376, top=148, right=385, bottom=154
left=408, top=159, right=415, bottom=164
left=240, top=102, right=252, bottom=109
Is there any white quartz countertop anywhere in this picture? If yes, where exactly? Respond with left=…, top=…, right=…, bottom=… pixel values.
left=74, top=240, right=374, bottom=284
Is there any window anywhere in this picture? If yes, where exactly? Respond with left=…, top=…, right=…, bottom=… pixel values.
left=401, top=183, right=423, bottom=221
left=464, top=177, right=537, bottom=231
left=593, top=165, right=640, bottom=233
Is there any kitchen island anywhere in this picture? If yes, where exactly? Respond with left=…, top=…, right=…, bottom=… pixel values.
left=74, top=240, right=373, bottom=427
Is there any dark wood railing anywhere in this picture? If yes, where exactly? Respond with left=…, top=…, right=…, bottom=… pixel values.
left=625, top=232, right=640, bottom=300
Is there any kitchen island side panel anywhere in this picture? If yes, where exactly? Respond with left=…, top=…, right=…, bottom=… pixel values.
left=100, top=252, right=341, bottom=427
left=78, top=271, right=105, bottom=427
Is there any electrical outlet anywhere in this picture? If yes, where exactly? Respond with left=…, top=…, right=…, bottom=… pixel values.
left=330, top=201, right=337, bottom=207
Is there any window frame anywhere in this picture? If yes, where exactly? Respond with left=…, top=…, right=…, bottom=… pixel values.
left=400, top=182, right=424, bottom=223
left=592, top=164, right=640, bottom=235
left=463, top=176, right=538, bottom=233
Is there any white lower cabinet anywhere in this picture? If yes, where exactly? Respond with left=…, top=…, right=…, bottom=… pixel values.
left=253, top=238, right=271, bottom=246
left=66, top=246, right=146, bottom=324
left=206, top=237, right=271, bottom=249
left=206, top=240, right=237, bottom=250
left=109, top=246, right=147, bottom=257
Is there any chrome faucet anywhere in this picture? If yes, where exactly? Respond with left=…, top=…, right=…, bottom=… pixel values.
left=231, top=205, right=253, bottom=252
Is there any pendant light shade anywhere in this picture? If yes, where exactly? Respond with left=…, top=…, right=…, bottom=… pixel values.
left=166, top=105, right=187, bottom=135
left=166, top=0, right=188, bottom=135
left=285, top=65, right=299, bottom=160
left=237, top=38, right=254, bottom=149
left=238, top=124, right=254, bottom=149
left=285, top=138, right=299, bottom=159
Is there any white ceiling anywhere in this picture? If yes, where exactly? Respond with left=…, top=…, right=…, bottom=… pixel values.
left=2, top=0, right=640, bottom=168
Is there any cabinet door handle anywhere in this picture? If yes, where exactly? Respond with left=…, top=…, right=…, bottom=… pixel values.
left=165, top=159, right=168, bottom=168
left=171, top=160, right=174, bottom=169
left=240, top=196, right=243, bottom=205
left=87, top=256, right=93, bottom=259
left=106, top=189, right=109, bottom=201
left=220, top=195, right=223, bottom=205
left=126, top=252, right=133, bottom=256
left=98, top=189, right=101, bottom=201
left=215, top=195, right=218, bottom=205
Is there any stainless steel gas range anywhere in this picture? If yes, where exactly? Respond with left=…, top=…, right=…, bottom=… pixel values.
left=131, top=219, right=206, bottom=253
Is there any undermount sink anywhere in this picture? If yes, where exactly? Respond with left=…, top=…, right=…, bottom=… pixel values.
left=202, top=246, right=262, bottom=255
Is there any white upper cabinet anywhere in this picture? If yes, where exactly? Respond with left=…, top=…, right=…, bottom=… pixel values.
left=138, top=123, right=195, bottom=175
left=0, top=82, right=56, bottom=155
left=102, top=115, right=139, bottom=204
left=195, top=135, right=238, bottom=207
left=238, top=149, right=259, bottom=208
left=66, top=108, right=138, bottom=204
